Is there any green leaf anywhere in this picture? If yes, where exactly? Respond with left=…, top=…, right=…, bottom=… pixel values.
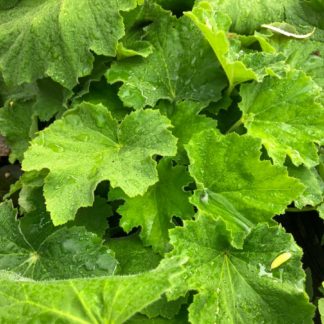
left=76, top=79, right=131, bottom=121
left=71, top=197, right=112, bottom=238
left=0, top=0, right=138, bottom=89
left=0, top=100, right=37, bottom=162
left=196, top=0, right=296, bottom=35
left=13, top=170, right=111, bottom=237
left=287, top=163, right=324, bottom=209
left=113, top=158, right=194, bottom=253
left=127, top=313, right=188, bottom=323
left=269, top=37, right=324, bottom=89
left=158, top=100, right=216, bottom=161
left=239, top=70, right=324, bottom=167
left=185, top=2, right=257, bottom=93
left=22, top=102, right=177, bottom=225
left=33, top=78, right=71, bottom=121
left=108, top=234, right=162, bottom=275
left=319, top=283, right=324, bottom=323
left=186, top=130, right=303, bottom=247
left=141, top=295, right=187, bottom=320
left=0, top=200, right=117, bottom=280
left=0, top=257, right=185, bottom=324
left=167, top=215, right=315, bottom=323
left=107, top=13, right=226, bottom=109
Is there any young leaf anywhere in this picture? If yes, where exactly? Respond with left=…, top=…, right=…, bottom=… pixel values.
left=186, top=130, right=304, bottom=247
left=113, top=158, right=194, bottom=253
left=167, top=215, right=315, bottom=323
left=185, top=2, right=257, bottom=93
left=0, top=200, right=117, bottom=280
left=0, top=257, right=185, bottom=324
left=239, top=70, right=324, bottom=167
left=22, top=102, right=177, bottom=225
left=0, top=0, right=138, bottom=89
left=107, top=13, right=226, bottom=109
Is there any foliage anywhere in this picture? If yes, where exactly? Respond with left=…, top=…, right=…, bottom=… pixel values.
left=0, top=0, right=323, bottom=322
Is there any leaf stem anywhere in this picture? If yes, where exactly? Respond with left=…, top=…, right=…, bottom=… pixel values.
left=226, top=118, right=243, bottom=133
left=285, top=206, right=316, bottom=213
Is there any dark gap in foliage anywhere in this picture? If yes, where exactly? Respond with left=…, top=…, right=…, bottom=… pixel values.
left=216, top=104, right=242, bottom=134
left=107, top=213, right=126, bottom=238
left=155, top=154, right=163, bottom=162
left=38, top=116, right=55, bottom=131
left=172, top=216, right=183, bottom=226
left=183, top=181, right=196, bottom=192
left=0, top=163, right=21, bottom=203
left=95, top=180, right=110, bottom=198
left=276, top=211, right=324, bottom=305
left=260, top=145, right=272, bottom=161
left=156, top=0, right=194, bottom=17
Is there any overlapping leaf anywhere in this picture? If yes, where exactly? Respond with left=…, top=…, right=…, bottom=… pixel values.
left=0, top=257, right=185, bottom=324
left=112, top=158, right=194, bottom=253
left=22, top=102, right=177, bottom=225
left=107, top=9, right=226, bottom=109
left=0, top=0, right=138, bottom=89
left=287, top=163, right=323, bottom=209
left=0, top=200, right=117, bottom=280
left=239, top=70, right=324, bottom=167
left=186, top=130, right=303, bottom=247
left=185, top=2, right=257, bottom=92
left=158, top=100, right=216, bottom=161
left=167, top=215, right=315, bottom=323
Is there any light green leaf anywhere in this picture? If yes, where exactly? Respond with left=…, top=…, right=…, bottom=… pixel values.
left=319, top=204, right=324, bottom=219
left=185, top=2, right=257, bottom=93
left=186, top=130, right=304, bottom=247
left=269, top=37, right=324, bottom=89
left=0, top=100, right=37, bottom=162
left=239, top=70, right=324, bottom=167
left=158, top=100, right=216, bottom=161
left=319, top=283, right=324, bottom=323
left=22, top=102, right=177, bottom=225
left=287, top=163, right=323, bottom=209
left=196, top=0, right=295, bottom=35
left=0, top=0, right=138, bottom=89
left=107, top=13, right=226, bottom=109
left=13, top=169, right=111, bottom=237
left=114, top=158, right=194, bottom=253
left=0, top=257, right=185, bottom=324
left=0, top=200, right=117, bottom=280
left=167, top=215, right=315, bottom=323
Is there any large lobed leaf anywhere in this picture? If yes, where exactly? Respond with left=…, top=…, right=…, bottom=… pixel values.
left=186, top=129, right=303, bottom=247
left=107, top=7, right=226, bottom=109
left=22, top=102, right=177, bottom=225
left=0, top=257, right=185, bottom=324
left=239, top=70, right=324, bottom=167
left=112, top=158, right=194, bottom=253
left=0, top=200, right=117, bottom=280
left=167, top=215, right=315, bottom=323
left=0, top=0, right=138, bottom=89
